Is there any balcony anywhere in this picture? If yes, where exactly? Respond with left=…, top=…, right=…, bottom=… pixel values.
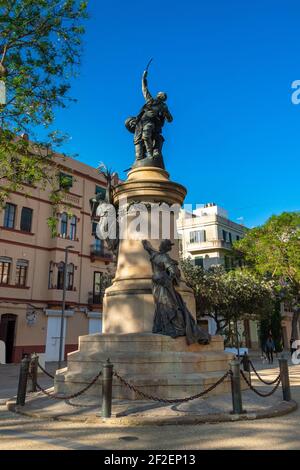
left=88, top=291, right=103, bottom=307
left=187, top=239, right=233, bottom=253
left=90, top=244, right=113, bottom=263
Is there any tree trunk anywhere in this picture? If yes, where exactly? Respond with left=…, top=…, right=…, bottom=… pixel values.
left=291, top=310, right=300, bottom=342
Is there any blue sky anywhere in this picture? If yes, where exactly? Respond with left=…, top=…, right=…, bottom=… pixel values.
left=53, top=0, right=299, bottom=228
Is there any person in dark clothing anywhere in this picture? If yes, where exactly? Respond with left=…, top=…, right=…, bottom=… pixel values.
left=264, top=335, right=275, bottom=364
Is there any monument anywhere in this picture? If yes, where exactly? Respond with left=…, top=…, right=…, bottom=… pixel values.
left=55, top=65, right=233, bottom=400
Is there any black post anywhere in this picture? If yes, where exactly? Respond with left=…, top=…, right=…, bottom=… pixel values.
left=16, top=356, right=30, bottom=406
left=230, top=359, right=243, bottom=414
left=29, top=353, right=38, bottom=393
left=279, top=357, right=291, bottom=401
left=102, top=359, right=113, bottom=418
left=242, top=353, right=251, bottom=385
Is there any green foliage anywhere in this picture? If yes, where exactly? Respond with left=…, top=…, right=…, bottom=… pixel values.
left=235, top=212, right=300, bottom=288
left=235, top=211, right=300, bottom=339
left=0, top=0, right=88, bottom=205
left=181, top=259, right=275, bottom=347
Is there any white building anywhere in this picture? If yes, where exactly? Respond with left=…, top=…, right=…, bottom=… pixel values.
left=177, top=203, right=246, bottom=269
left=177, top=203, right=260, bottom=349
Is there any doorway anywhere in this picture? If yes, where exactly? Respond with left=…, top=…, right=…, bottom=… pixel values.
left=0, top=314, right=17, bottom=363
left=45, top=315, right=66, bottom=362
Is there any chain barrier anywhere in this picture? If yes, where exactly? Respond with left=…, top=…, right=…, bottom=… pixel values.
left=37, top=362, right=55, bottom=379
left=249, top=360, right=281, bottom=385
left=34, top=369, right=102, bottom=401
left=240, top=369, right=281, bottom=397
left=113, top=369, right=232, bottom=404
left=64, top=399, right=99, bottom=408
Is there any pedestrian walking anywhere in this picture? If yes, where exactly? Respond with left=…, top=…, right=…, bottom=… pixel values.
left=264, top=334, right=275, bottom=364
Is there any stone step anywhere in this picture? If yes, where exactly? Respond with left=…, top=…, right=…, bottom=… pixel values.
left=65, top=351, right=233, bottom=375
left=75, top=332, right=224, bottom=356
left=55, top=370, right=233, bottom=400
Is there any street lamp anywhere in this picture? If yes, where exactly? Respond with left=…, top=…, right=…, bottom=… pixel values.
left=58, top=245, right=74, bottom=369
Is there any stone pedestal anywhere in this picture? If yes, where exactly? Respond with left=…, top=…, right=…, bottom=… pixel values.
left=103, top=166, right=195, bottom=334
left=55, top=333, right=234, bottom=399
left=55, top=165, right=234, bottom=401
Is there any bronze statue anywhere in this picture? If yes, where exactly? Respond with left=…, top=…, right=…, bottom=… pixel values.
left=142, top=239, right=211, bottom=345
left=125, top=61, right=173, bottom=169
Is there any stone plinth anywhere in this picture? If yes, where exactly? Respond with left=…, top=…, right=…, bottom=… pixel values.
left=103, top=166, right=195, bottom=334
left=54, top=165, right=237, bottom=402
left=55, top=333, right=234, bottom=400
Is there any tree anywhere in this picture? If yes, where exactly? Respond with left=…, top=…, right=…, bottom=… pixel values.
left=235, top=212, right=300, bottom=341
left=181, top=260, right=229, bottom=334
left=181, top=259, right=275, bottom=351
left=222, top=269, right=275, bottom=352
left=259, top=301, right=283, bottom=353
left=0, top=0, right=88, bottom=208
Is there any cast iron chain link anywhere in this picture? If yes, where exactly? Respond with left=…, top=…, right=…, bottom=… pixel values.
left=249, top=360, right=281, bottom=385
left=113, top=369, right=232, bottom=404
left=33, top=369, right=102, bottom=401
left=240, top=369, right=281, bottom=397
left=37, top=362, right=55, bottom=379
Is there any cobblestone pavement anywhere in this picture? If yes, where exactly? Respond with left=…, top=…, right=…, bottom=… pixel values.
left=0, top=358, right=299, bottom=450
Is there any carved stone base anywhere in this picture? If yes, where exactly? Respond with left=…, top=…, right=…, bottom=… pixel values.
left=103, top=166, right=193, bottom=334
left=55, top=333, right=235, bottom=400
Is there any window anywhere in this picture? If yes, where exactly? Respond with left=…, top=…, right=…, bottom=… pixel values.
left=67, top=263, right=74, bottom=290
left=95, top=185, right=106, bottom=200
left=57, top=262, right=65, bottom=289
left=60, top=212, right=68, bottom=237
left=69, top=216, right=77, bottom=241
left=229, top=232, right=232, bottom=244
left=92, top=221, right=98, bottom=236
left=20, top=207, right=33, bottom=232
left=222, top=230, right=227, bottom=242
left=93, top=272, right=103, bottom=304
left=48, top=262, right=54, bottom=289
left=0, top=257, right=11, bottom=284
left=194, top=257, right=204, bottom=268
left=236, top=235, right=240, bottom=241
left=59, top=172, right=73, bottom=190
left=94, top=238, right=103, bottom=253
left=15, top=260, right=28, bottom=286
left=92, top=221, right=103, bottom=254
left=189, top=230, right=206, bottom=244
left=3, top=203, right=16, bottom=229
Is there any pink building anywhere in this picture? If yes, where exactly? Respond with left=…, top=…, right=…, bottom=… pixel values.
left=0, top=153, right=116, bottom=362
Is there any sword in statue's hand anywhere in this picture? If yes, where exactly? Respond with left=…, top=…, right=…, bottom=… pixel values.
left=143, top=57, right=153, bottom=78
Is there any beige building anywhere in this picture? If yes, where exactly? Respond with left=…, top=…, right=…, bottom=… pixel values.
left=177, top=203, right=246, bottom=269
left=0, top=153, right=116, bottom=363
left=177, top=203, right=260, bottom=349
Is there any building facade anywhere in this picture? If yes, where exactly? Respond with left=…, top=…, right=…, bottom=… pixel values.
left=0, top=154, right=115, bottom=363
left=177, top=203, right=246, bottom=269
left=177, top=203, right=260, bottom=349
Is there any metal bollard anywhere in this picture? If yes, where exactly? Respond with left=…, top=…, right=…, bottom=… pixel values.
left=242, top=353, right=251, bottom=386
left=242, top=353, right=250, bottom=372
left=16, top=356, right=30, bottom=406
left=230, top=359, right=244, bottom=414
left=279, top=357, right=291, bottom=401
left=29, top=353, right=38, bottom=393
left=102, top=358, right=113, bottom=418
